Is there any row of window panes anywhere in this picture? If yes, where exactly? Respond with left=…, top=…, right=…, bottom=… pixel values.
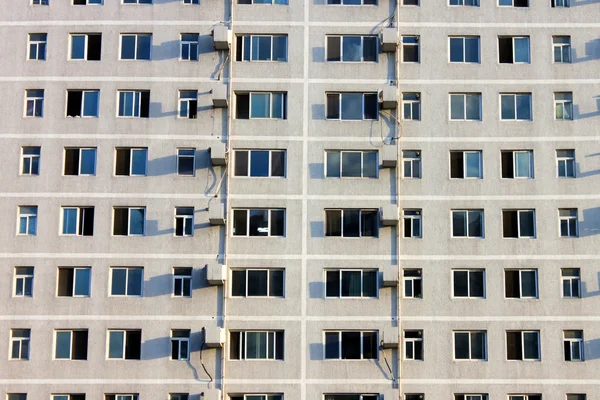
left=32, top=0, right=201, bottom=5
left=405, top=0, right=572, bottom=7
left=5, top=395, right=589, bottom=400
left=31, top=0, right=574, bottom=6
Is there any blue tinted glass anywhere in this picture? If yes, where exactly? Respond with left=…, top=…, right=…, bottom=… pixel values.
left=121, top=36, right=136, bottom=59
left=71, top=35, right=86, bottom=59
left=108, top=331, right=124, bottom=358
left=137, top=35, right=151, bottom=60
left=129, top=209, right=145, bottom=235
left=342, top=37, right=361, bottom=61
left=19, top=217, right=27, bottom=234
left=111, top=269, right=127, bottom=295
left=74, top=269, right=90, bottom=296
left=250, top=151, right=269, bottom=177
left=119, top=92, right=131, bottom=116
left=251, top=93, right=270, bottom=118
left=465, top=38, right=479, bottom=62
left=514, top=38, right=529, bottom=63
left=450, top=95, right=465, bottom=119
left=243, top=36, right=251, bottom=61
left=131, top=149, right=147, bottom=175
left=28, top=217, right=37, bottom=235
left=83, top=91, right=99, bottom=117
left=449, top=38, right=463, bottom=62
left=465, top=153, right=480, bottom=178
left=252, top=36, right=271, bottom=61
left=127, top=269, right=143, bottom=296
left=516, top=95, right=531, bottom=120
left=63, top=208, right=77, bottom=234
left=55, top=332, right=71, bottom=359
left=341, top=93, right=362, bottom=120
left=80, top=149, right=96, bottom=175
left=271, top=93, right=284, bottom=119
left=501, top=96, right=515, bottom=120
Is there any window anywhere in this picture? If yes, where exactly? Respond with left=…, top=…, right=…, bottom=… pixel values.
left=183, top=0, right=199, bottom=3
left=234, top=150, right=285, bottom=177
left=555, top=92, right=573, bottom=120
left=18, top=206, right=38, bottom=236
left=123, top=0, right=153, bottom=2
left=401, top=36, right=420, bottom=63
left=403, top=209, right=422, bottom=238
left=404, top=330, right=423, bottom=360
left=118, top=90, right=150, bottom=118
left=405, top=395, right=424, bottom=400
left=110, top=267, right=143, bottom=296
left=324, top=396, right=379, bottom=400
left=52, top=395, right=86, bottom=400
left=113, top=207, right=146, bottom=236
left=57, top=267, right=91, bottom=297
left=177, top=148, right=196, bottom=176
left=402, top=93, right=421, bottom=121
left=450, top=93, right=481, bottom=121
left=105, top=395, right=139, bottom=400
left=403, top=0, right=419, bottom=4
left=32, top=0, right=49, bottom=3
left=61, top=207, right=94, bottom=236
left=403, top=269, right=422, bottom=298
left=175, top=207, right=194, bottom=237
left=107, top=330, right=141, bottom=360
left=501, top=150, right=534, bottom=179
left=498, top=36, right=530, bottom=63
left=326, top=93, right=378, bottom=120
left=506, top=331, right=540, bottom=360
left=324, top=331, right=378, bottom=360
left=70, top=33, right=101, bottom=60
left=449, top=0, right=479, bottom=5
left=557, top=150, right=575, bottom=178
left=326, top=0, right=376, bottom=4
left=498, top=0, right=528, bottom=6
left=7, top=395, right=27, bottom=400
left=236, top=92, right=287, bottom=119
left=325, top=209, right=378, bottom=237
left=402, top=150, right=421, bottom=179
left=232, top=209, right=285, bottom=236
left=559, top=209, right=578, bottom=238
left=562, top=268, right=580, bottom=298
left=454, top=331, right=487, bottom=360
left=325, top=269, right=377, bottom=298
left=500, top=93, right=532, bottom=121
left=21, top=146, right=41, bottom=175
left=14, top=267, right=34, bottom=297
left=66, top=90, right=99, bottom=117
left=452, top=210, right=484, bottom=238
left=236, top=35, right=288, bottom=62
left=25, top=89, right=44, bottom=117
left=453, top=269, right=485, bottom=298
left=229, top=331, right=284, bottom=360
left=505, top=269, right=538, bottom=298
left=173, top=267, right=192, bottom=297
left=553, top=36, right=571, bottom=63
left=115, top=148, right=148, bottom=176
left=180, top=34, right=199, bottom=61
left=450, top=151, right=482, bottom=179
left=454, top=395, right=488, bottom=400
left=74, top=0, right=103, bottom=3
left=120, top=34, right=151, bottom=60
left=231, top=269, right=284, bottom=297
left=54, top=330, right=88, bottom=360
left=171, top=329, right=190, bottom=360
left=449, top=36, right=480, bottom=63
left=170, top=395, right=189, bottom=400
left=325, top=150, right=377, bottom=178
left=179, top=90, right=198, bottom=119
left=564, top=330, right=584, bottom=361
left=230, top=396, right=282, bottom=400
left=326, top=35, right=377, bottom=62
left=64, top=148, right=96, bottom=176
left=552, top=0, right=570, bottom=6
left=566, top=396, right=585, bottom=400
left=28, top=33, right=47, bottom=60
left=503, top=209, right=535, bottom=238
left=10, top=329, right=30, bottom=360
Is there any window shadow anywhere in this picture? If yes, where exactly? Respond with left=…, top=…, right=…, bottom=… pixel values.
left=312, top=47, right=325, bottom=62
left=149, top=102, right=179, bottom=118
left=309, top=162, right=325, bottom=179
left=581, top=272, right=600, bottom=298
left=584, top=338, right=600, bottom=360
left=145, top=273, right=173, bottom=297
left=147, top=155, right=177, bottom=176
left=312, top=104, right=325, bottom=120
left=573, top=97, right=600, bottom=120
left=578, top=207, right=600, bottom=237
left=152, top=39, right=181, bottom=61
left=310, top=220, right=325, bottom=237
left=142, top=336, right=171, bottom=360
left=309, top=281, right=324, bottom=298
left=572, top=38, right=600, bottom=62
left=309, top=342, right=323, bottom=360
left=571, top=0, right=600, bottom=6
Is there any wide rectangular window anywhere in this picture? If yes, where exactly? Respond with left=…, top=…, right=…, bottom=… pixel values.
left=171, top=329, right=190, bottom=360
left=454, top=331, right=487, bottom=360
left=450, top=93, right=481, bottom=121
left=57, top=267, right=91, bottom=297
left=229, top=395, right=282, bottom=400
left=404, top=330, right=423, bottom=360
left=74, top=0, right=103, bottom=3
left=238, top=0, right=288, bottom=4
left=236, top=35, right=287, bottom=62
left=51, top=395, right=86, bottom=400
left=234, top=150, right=286, bottom=177
left=564, top=330, right=584, bottom=361
left=500, top=93, right=532, bottom=121
left=403, top=269, right=422, bottom=298
left=505, top=269, right=538, bottom=298
left=402, top=93, right=421, bottom=121
left=28, top=33, right=47, bottom=60
left=231, top=269, right=285, bottom=297
left=175, top=207, right=194, bottom=237
left=325, top=269, right=377, bottom=298
left=402, top=150, right=421, bottom=178
left=498, top=36, right=530, bottom=63
left=107, top=330, right=141, bottom=359
left=115, top=148, right=148, bottom=176
left=325, top=395, right=379, bottom=400
left=454, top=395, right=488, bottom=400
left=61, top=206, right=94, bottom=236
left=54, top=329, right=88, bottom=360
left=180, top=33, right=199, bottom=61
left=233, top=209, right=285, bottom=237
left=452, top=210, right=484, bottom=238
left=403, top=209, right=422, bottom=238
left=18, top=206, right=38, bottom=236
left=502, top=209, right=535, bottom=238
left=326, top=35, right=377, bottom=62
left=326, top=92, right=378, bottom=120
left=450, top=151, right=482, bottom=179
left=179, top=90, right=198, bottom=119
left=120, top=34, right=151, bottom=60
left=14, top=267, right=34, bottom=297
left=66, top=90, right=99, bottom=117
left=324, top=331, right=378, bottom=360
left=326, top=0, right=376, bottom=4
left=110, top=267, right=143, bottom=296
left=557, top=150, right=575, bottom=178
left=236, top=92, right=287, bottom=119
left=501, top=150, right=534, bottom=179
left=177, top=148, right=196, bottom=176
left=325, top=150, right=377, bottom=178
left=449, top=0, right=480, bottom=5
left=552, top=0, right=570, bottom=6
left=64, top=148, right=96, bottom=176
left=498, top=0, right=528, bottom=6
left=561, top=268, right=580, bottom=298
left=229, top=331, right=284, bottom=360
left=118, top=90, right=150, bottom=118
left=7, top=395, right=27, bottom=400
left=70, top=33, right=101, bottom=60
left=401, top=36, right=420, bottom=63
left=21, top=146, right=41, bottom=175
left=170, top=394, right=189, bottom=400
left=506, top=330, right=540, bottom=360
left=555, top=92, right=573, bottom=120
left=553, top=36, right=571, bottom=63
left=173, top=267, right=192, bottom=297
left=104, top=395, right=139, bottom=400
left=325, top=209, right=378, bottom=237
left=123, top=0, right=153, bottom=3
left=559, top=208, right=578, bottom=237
left=10, top=329, right=30, bottom=360
left=449, top=36, right=480, bottom=63
left=453, top=269, right=485, bottom=298
left=113, top=207, right=146, bottom=236
left=25, top=89, right=44, bottom=117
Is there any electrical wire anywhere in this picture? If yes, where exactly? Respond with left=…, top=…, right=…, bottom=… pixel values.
left=200, top=330, right=214, bottom=383
left=380, top=340, right=395, bottom=382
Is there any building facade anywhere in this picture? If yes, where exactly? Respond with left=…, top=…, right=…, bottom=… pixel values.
left=1, top=1, right=599, bottom=400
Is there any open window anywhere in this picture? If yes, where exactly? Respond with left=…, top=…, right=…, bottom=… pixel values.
left=55, top=329, right=88, bottom=360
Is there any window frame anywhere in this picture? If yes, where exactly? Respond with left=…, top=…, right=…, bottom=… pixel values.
left=402, top=150, right=421, bottom=179
left=450, top=150, right=483, bottom=179
left=556, top=149, right=575, bottom=178
left=401, top=35, right=420, bottom=63
left=114, top=147, right=148, bottom=177
left=448, top=36, right=481, bottom=64
left=10, top=329, right=31, bottom=360
left=324, top=150, right=379, bottom=179
left=69, top=33, right=101, bottom=61
left=554, top=92, right=573, bottom=121
left=180, top=33, right=199, bottom=61
left=174, top=207, right=194, bottom=237
left=28, top=33, right=47, bottom=61
left=60, top=206, right=94, bottom=236
left=498, top=0, right=529, bottom=7
left=57, top=267, right=92, bottom=297
left=106, top=329, right=141, bottom=360
left=323, top=330, right=379, bottom=360
left=403, top=269, right=422, bottom=299
left=500, top=93, right=532, bottom=121
left=504, top=269, right=538, bottom=299
left=451, top=209, right=484, bottom=238
left=229, top=330, right=285, bottom=360
left=230, top=268, right=286, bottom=298
left=177, top=148, right=196, bottom=176
left=325, top=35, right=378, bottom=63
left=178, top=90, right=198, bottom=119
left=563, top=330, right=584, bottom=362
left=237, top=34, right=288, bottom=62
left=173, top=267, right=192, bottom=297
left=63, top=147, right=97, bottom=176
left=171, top=330, right=191, bottom=361
left=109, top=267, right=144, bottom=296
left=561, top=268, right=581, bottom=299
left=552, top=35, right=571, bottom=63
left=65, top=90, right=100, bottom=118
left=502, top=209, right=536, bottom=238
left=53, top=329, right=87, bottom=360
left=13, top=267, right=34, bottom=298
left=452, top=269, right=486, bottom=299
left=449, top=93, right=482, bottom=121
left=403, top=330, right=424, bottom=361
left=498, top=36, right=531, bottom=64
left=325, top=92, right=378, bottom=121
left=501, top=150, right=534, bottom=179
left=506, top=330, right=541, bottom=361
left=17, top=206, right=38, bottom=236
left=236, top=92, right=287, bottom=120
left=24, top=89, right=44, bottom=118
left=453, top=330, right=488, bottom=361
left=233, top=149, right=286, bottom=178
left=21, top=146, right=41, bottom=176
left=119, top=33, right=152, bottom=60
left=232, top=208, right=286, bottom=237
left=403, top=209, right=422, bottom=238
left=325, top=208, right=379, bottom=238
left=402, top=93, right=421, bottom=121
left=117, top=90, right=150, bottom=118
left=112, top=207, right=146, bottom=236
left=324, top=269, right=379, bottom=299
left=558, top=208, right=578, bottom=238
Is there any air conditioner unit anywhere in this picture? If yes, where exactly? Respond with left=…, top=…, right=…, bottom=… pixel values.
left=203, top=390, right=222, bottom=400
left=379, top=87, right=397, bottom=110
left=381, top=145, right=397, bottom=168
left=380, top=205, right=399, bottom=226
left=212, top=25, right=231, bottom=50
left=208, top=206, right=226, bottom=226
left=209, top=142, right=227, bottom=166
left=204, top=326, right=225, bottom=348
left=380, top=28, right=398, bottom=52
left=205, top=263, right=226, bottom=285
left=211, top=84, right=228, bottom=108
left=382, top=267, right=399, bottom=287
left=382, top=329, right=399, bottom=349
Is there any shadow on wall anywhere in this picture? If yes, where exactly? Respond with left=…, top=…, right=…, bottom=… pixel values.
left=309, top=281, right=324, bottom=299
left=144, top=273, right=173, bottom=297
left=582, top=272, right=600, bottom=298
left=573, top=38, right=600, bottom=62
left=571, top=0, right=600, bottom=7
left=585, top=338, right=600, bottom=361
left=311, top=221, right=325, bottom=238
left=578, top=207, right=600, bottom=237
left=152, top=39, right=180, bottom=61
left=573, top=97, right=600, bottom=120
left=150, top=102, right=179, bottom=118
left=147, top=150, right=211, bottom=177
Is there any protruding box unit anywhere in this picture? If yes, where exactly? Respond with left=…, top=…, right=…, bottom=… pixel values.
left=211, top=84, right=228, bottom=108
left=209, top=142, right=227, bottom=166
left=380, top=28, right=398, bottom=52
left=381, top=145, right=397, bottom=168
left=203, top=390, right=222, bottom=400
left=382, top=267, right=399, bottom=287
left=212, top=25, right=231, bottom=50
left=382, top=329, right=399, bottom=349
left=379, top=86, right=397, bottom=109
left=380, top=205, right=399, bottom=226
left=204, top=326, right=225, bottom=348
left=383, top=389, right=400, bottom=400
left=205, top=263, right=226, bottom=285
left=208, top=206, right=226, bottom=226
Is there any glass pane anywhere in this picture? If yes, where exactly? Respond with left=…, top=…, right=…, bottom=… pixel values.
left=250, top=151, right=269, bottom=177
left=247, top=270, right=268, bottom=296
left=342, top=209, right=360, bottom=237
left=466, top=95, right=480, bottom=120
left=363, top=152, right=377, bottom=178
left=111, top=269, right=127, bottom=295
left=246, top=332, right=267, bottom=359
left=515, top=152, right=531, bottom=178
left=450, top=95, right=464, bottom=120
left=454, top=332, right=469, bottom=359
left=470, top=271, right=484, bottom=297
left=341, top=152, right=361, bottom=177
left=128, top=269, right=143, bottom=296
left=449, top=38, right=463, bottom=62
left=523, top=332, right=539, bottom=359
left=249, top=209, right=269, bottom=236
left=80, top=149, right=96, bottom=175
left=271, top=93, right=284, bottom=119
left=521, top=271, right=537, bottom=297
left=131, top=149, right=147, bottom=175
left=342, top=37, right=361, bottom=61
left=137, top=35, right=151, bottom=60
left=341, top=93, right=362, bottom=120
left=273, top=36, right=287, bottom=61
left=250, top=93, right=270, bottom=118
left=71, top=35, right=86, bottom=59
left=516, top=95, right=531, bottom=120
left=453, top=271, right=468, bottom=297
left=326, top=152, right=341, bottom=178
left=519, top=211, right=534, bottom=237
left=501, top=95, right=515, bottom=120
left=465, top=38, right=479, bottom=62
left=55, top=331, right=71, bottom=358
left=514, top=38, right=529, bottom=63
left=271, top=151, right=285, bottom=177
left=465, top=153, right=480, bottom=178
left=63, top=208, right=77, bottom=234
left=341, top=270, right=361, bottom=297
left=452, top=211, right=466, bottom=236
left=471, top=332, right=485, bottom=359
left=109, top=331, right=124, bottom=358
left=74, top=269, right=90, bottom=296
left=231, top=270, right=246, bottom=296
left=362, top=270, right=377, bottom=297
left=121, top=35, right=136, bottom=59
left=325, top=332, right=339, bottom=359
left=83, top=91, right=99, bottom=117
left=129, top=209, right=145, bottom=235
left=252, top=36, right=271, bottom=61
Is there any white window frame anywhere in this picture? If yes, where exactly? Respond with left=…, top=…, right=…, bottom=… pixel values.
left=232, top=208, right=286, bottom=237
left=234, top=149, right=286, bottom=178
left=177, top=148, right=196, bottom=176
left=69, top=33, right=99, bottom=60
left=57, top=267, right=91, bottom=297
left=325, top=209, right=378, bottom=238
left=403, top=209, right=422, bottom=238
left=73, top=0, right=104, bottom=4
left=109, top=267, right=144, bottom=296
left=500, top=93, right=532, bottom=121
left=511, top=209, right=536, bottom=238
left=552, top=36, right=571, bottom=63
left=173, top=268, right=192, bottom=297
left=28, top=33, right=47, bottom=60
left=448, top=36, right=481, bottom=63
left=171, top=330, right=190, bottom=361
left=506, top=269, right=538, bottom=299
left=17, top=206, right=38, bottom=236
left=326, top=0, right=377, bottom=5
left=10, top=329, right=30, bottom=360
left=53, top=330, right=77, bottom=360
left=450, top=150, right=483, bottom=179
left=174, top=207, right=194, bottom=237
left=552, top=0, right=570, bottom=6
left=563, top=331, right=584, bottom=362
left=178, top=90, right=198, bottom=118
left=236, top=92, right=286, bottom=119
left=554, top=92, right=573, bottom=121
left=117, top=90, right=148, bottom=118
left=403, top=270, right=422, bottom=299
left=115, top=147, right=148, bottom=176
left=324, top=331, right=379, bottom=360
left=453, top=330, right=487, bottom=360
left=506, top=331, right=541, bottom=361
left=452, top=269, right=486, bottom=298
left=180, top=33, right=199, bottom=61
left=326, top=92, right=378, bottom=121
left=25, top=89, right=44, bottom=118
left=449, top=93, right=482, bottom=121
left=449, top=0, right=480, bottom=5
left=402, top=150, right=421, bottom=179
left=503, top=150, right=534, bottom=179
left=231, top=268, right=286, bottom=298
left=401, top=36, right=420, bottom=63
left=556, top=150, right=575, bottom=178
left=107, top=330, right=126, bottom=359
left=498, top=36, right=530, bottom=64
left=21, top=146, right=41, bottom=176
left=561, top=268, right=580, bottom=299
left=183, top=0, right=200, bottom=4
left=451, top=209, right=484, bottom=238
left=13, top=267, right=34, bottom=297
left=508, top=395, right=541, bottom=400
left=66, top=90, right=100, bottom=118
left=63, top=148, right=97, bottom=176
left=119, top=33, right=152, bottom=60
left=324, top=269, right=379, bottom=299
left=559, top=208, right=578, bottom=238
left=498, top=0, right=529, bottom=6
left=402, top=93, right=421, bottom=121
left=112, top=207, right=146, bottom=236
left=403, top=330, right=423, bottom=360
left=324, top=150, right=379, bottom=178
left=60, top=206, right=91, bottom=236
left=325, top=35, right=377, bottom=63
left=231, top=330, right=283, bottom=360
left=239, top=34, right=288, bottom=62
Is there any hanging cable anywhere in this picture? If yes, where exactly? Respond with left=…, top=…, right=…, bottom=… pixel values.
left=380, top=340, right=395, bottom=382
left=200, top=328, right=214, bottom=383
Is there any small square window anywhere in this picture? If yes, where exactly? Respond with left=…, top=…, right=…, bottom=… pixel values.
left=403, top=330, right=423, bottom=360
left=553, top=36, right=571, bottom=63
left=402, top=150, right=421, bottom=178
left=21, top=146, right=41, bottom=175
left=403, top=269, right=422, bottom=298
left=556, top=149, right=575, bottom=178
left=14, top=267, right=34, bottom=297
left=500, top=93, right=532, bottom=121
left=118, top=90, right=150, bottom=118
left=25, top=89, right=44, bottom=117
left=66, top=90, right=100, bottom=118
left=175, top=207, right=194, bottom=236
left=113, top=207, right=146, bottom=236
left=18, top=206, right=38, bottom=236
left=107, top=330, right=141, bottom=359
left=401, top=36, right=420, bottom=63
left=28, top=33, right=47, bottom=60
